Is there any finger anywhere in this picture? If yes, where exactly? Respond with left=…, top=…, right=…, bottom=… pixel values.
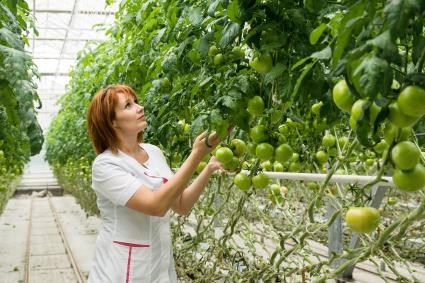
left=195, top=131, right=207, bottom=143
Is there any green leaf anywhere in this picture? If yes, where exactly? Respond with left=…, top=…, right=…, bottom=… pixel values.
left=309, top=23, right=327, bottom=45
left=332, top=1, right=366, bottom=67
left=384, top=0, right=422, bottom=39
left=291, top=60, right=317, bottom=100
left=311, top=46, right=331, bottom=60
left=228, top=0, right=240, bottom=23
left=352, top=54, right=392, bottom=98
left=412, top=36, right=425, bottom=65
left=265, top=63, right=286, bottom=84
left=291, top=56, right=312, bottom=71
left=189, top=7, right=203, bottom=26
left=219, top=22, right=240, bottom=48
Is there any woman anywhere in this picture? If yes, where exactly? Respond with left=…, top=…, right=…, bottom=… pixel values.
left=86, top=85, right=226, bottom=282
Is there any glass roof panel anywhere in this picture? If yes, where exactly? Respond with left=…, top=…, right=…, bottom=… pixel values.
left=25, top=0, right=118, bottom=132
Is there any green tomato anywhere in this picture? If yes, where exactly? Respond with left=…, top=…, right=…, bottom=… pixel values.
left=387, top=197, right=397, bottom=205
left=373, top=140, right=388, bottom=153
left=273, top=161, right=284, bottom=172
left=230, top=139, right=247, bottom=156
left=252, top=173, right=270, bottom=189
left=256, top=143, right=274, bottom=160
left=249, top=54, right=273, bottom=74
left=260, top=160, right=273, bottom=171
left=233, top=173, right=251, bottom=191
left=350, top=99, right=368, bottom=130
left=278, top=124, right=288, bottom=134
left=215, top=147, right=233, bottom=164
left=311, top=101, right=323, bottom=115
left=288, top=162, right=301, bottom=172
left=315, top=150, right=328, bottom=165
left=275, top=144, right=293, bottom=163
left=338, top=136, right=349, bottom=149
left=292, top=153, right=300, bottom=162
left=250, top=125, right=268, bottom=143
left=391, top=141, right=420, bottom=170
left=333, top=80, right=355, bottom=112
left=346, top=207, right=380, bottom=233
left=322, top=133, right=336, bottom=147
left=397, top=85, right=425, bottom=117
left=208, top=45, right=219, bottom=57
left=224, top=157, right=240, bottom=171
left=388, top=102, right=419, bottom=128
left=247, top=96, right=265, bottom=116
left=214, top=53, right=223, bottom=65
left=307, top=182, right=319, bottom=190
left=196, top=162, right=207, bottom=174
left=392, top=163, right=425, bottom=193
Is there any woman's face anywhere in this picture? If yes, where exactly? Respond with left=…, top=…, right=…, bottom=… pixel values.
left=113, top=92, right=147, bottom=135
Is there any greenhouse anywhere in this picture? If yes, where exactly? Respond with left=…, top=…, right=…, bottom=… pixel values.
left=0, top=0, right=424, bottom=282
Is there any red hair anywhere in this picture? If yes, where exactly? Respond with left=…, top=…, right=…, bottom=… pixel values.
left=87, top=85, right=143, bottom=155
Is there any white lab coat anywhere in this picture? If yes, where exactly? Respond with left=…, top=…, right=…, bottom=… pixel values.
left=88, top=143, right=178, bottom=283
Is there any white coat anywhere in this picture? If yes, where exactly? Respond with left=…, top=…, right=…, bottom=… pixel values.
left=88, top=143, right=178, bottom=283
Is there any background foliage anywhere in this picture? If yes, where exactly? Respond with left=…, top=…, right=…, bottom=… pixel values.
left=0, top=0, right=43, bottom=212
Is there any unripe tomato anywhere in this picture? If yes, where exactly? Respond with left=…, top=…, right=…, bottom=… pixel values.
left=373, top=140, right=388, bottom=153
left=322, top=133, right=336, bottom=147
left=311, top=101, right=323, bottom=115
left=247, top=142, right=257, bottom=155
left=196, top=162, right=206, bottom=174
left=350, top=99, right=368, bottom=129
left=215, top=147, right=233, bottom=164
left=252, top=173, right=270, bottom=189
left=224, top=157, right=240, bottom=171
left=214, top=53, right=223, bottom=65
left=256, top=143, right=274, bottom=160
left=275, top=144, right=293, bottom=163
left=250, top=125, right=268, bottom=143
left=307, top=182, right=319, bottom=190
left=273, top=161, right=284, bottom=172
left=208, top=45, right=219, bottom=57
left=391, top=141, right=420, bottom=170
left=346, top=207, right=380, bottom=233
left=388, top=102, right=419, bottom=128
left=247, top=96, right=265, bottom=116
left=230, top=139, right=247, bottom=156
left=365, top=159, right=374, bottom=167
left=333, top=80, right=355, bottom=112
left=397, top=85, right=425, bottom=117
left=260, top=160, right=273, bottom=171
left=269, top=183, right=281, bottom=194
left=315, top=150, right=328, bottom=165
left=393, top=163, right=425, bottom=192
left=292, top=153, right=300, bottom=162
left=338, top=136, right=349, bottom=149
left=387, top=197, right=397, bottom=205
left=281, top=186, right=289, bottom=194
left=288, top=162, right=301, bottom=172
left=278, top=124, right=288, bottom=134
left=234, top=173, right=251, bottom=191
left=249, top=54, right=273, bottom=74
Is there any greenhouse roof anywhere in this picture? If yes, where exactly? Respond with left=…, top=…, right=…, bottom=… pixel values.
left=25, top=0, right=118, bottom=131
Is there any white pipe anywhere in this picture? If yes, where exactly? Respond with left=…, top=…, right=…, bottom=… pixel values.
left=240, top=171, right=395, bottom=188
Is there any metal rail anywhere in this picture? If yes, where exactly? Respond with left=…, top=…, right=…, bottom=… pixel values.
left=48, top=195, right=85, bottom=283
left=24, top=196, right=85, bottom=283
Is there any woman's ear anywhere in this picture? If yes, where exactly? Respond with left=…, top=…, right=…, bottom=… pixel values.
left=112, top=120, right=118, bottom=128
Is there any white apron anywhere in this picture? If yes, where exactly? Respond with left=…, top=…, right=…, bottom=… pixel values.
left=88, top=143, right=177, bottom=283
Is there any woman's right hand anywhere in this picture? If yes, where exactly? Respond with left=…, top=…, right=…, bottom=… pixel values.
left=192, top=128, right=232, bottom=157
left=192, top=131, right=220, bottom=157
